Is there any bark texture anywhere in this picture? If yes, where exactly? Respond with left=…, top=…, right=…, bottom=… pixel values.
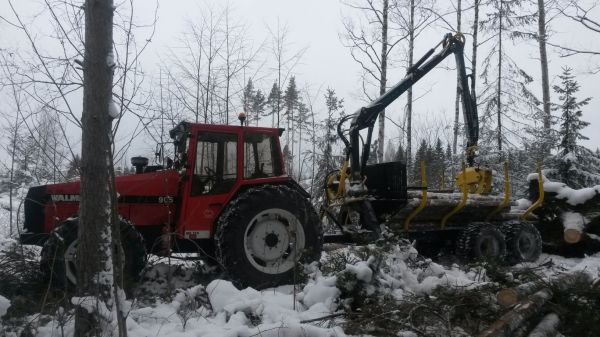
left=528, top=313, right=560, bottom=337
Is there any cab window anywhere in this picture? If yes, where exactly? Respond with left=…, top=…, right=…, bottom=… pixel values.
left=192, top=132, right=237, bottom=195
left=244, top=133, right=282, bottom=179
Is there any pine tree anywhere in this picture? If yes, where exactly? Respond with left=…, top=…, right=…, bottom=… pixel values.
left=551, top=67, right=600, bottom=188
left=266, top=82, right=281, bottom=127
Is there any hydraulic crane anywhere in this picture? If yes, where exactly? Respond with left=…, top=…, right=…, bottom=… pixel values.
left=323, top=33, right=543, bottom=264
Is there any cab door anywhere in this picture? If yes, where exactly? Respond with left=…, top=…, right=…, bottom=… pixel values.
left=179, top=130, right=239, bottom=240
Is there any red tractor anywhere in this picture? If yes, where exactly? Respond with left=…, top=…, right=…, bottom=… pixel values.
left=21, top=120, right=323, bottom=289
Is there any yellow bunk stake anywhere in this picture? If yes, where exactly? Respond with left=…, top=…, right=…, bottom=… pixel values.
left=486, top=162, right=511, bottom=221
left=325, top=160, right=349, bottom=204
left=440, top=162, right=468, bottom=229
left=404, top=161, right=428, bottom=231
left=522, top=164, right=544, bottom=220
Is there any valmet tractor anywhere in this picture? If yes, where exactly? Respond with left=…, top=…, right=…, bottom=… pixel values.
left=20, top=33, right=544, bottom=289
left=22, top=122, right=322, bottom=288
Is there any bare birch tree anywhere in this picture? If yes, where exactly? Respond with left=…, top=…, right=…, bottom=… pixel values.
left=341, top=0, right=402, bottom=163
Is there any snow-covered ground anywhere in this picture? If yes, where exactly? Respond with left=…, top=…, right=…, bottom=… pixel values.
left=1, top=185, right=599, bottom=336
left=1, top=231, right=599, bottom=337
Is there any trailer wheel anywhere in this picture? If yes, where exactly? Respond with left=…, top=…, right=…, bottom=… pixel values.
left=501, top=221, right=542, bottom=264
left=40, top=218, right=146, bottom=292
left=215, top=185, right=323, bottom=289
left=457, top=223, right=506, bottom=260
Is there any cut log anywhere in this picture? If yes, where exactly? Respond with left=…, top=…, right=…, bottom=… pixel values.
left=563, top=228, right=582, bottom=244
left=527, top=313, right=560, bottom=337
left=496, top=288, right=518, bottom=307
left=496, top=282, right=540, bottom=307
left=477, top=288, right=553, bottom=337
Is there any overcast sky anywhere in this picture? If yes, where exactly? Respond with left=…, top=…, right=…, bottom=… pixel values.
left=1, top=0, right=599, bottom=160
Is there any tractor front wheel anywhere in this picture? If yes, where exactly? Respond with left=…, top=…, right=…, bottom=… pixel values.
left=215, top=185, right=323, bottom=289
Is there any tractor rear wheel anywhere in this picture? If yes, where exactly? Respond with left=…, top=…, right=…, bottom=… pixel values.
left=40, top=218, right=146, bottom=293
left=215, top=185, right=323, bottom=289
left=501, top=221, right=542, bottom=264
left=457, top=223, right=507, bottom=261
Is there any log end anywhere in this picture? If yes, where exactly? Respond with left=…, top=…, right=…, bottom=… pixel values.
left=564, top=228, right=582, bottom=244
left=496, top=288, right=519, bottom=307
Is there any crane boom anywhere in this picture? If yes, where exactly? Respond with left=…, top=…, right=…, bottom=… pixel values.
left=339, top=33, right=478, bottom=181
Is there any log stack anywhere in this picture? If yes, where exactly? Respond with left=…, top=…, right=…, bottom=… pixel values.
left=528, top=177, right=600, bottom=256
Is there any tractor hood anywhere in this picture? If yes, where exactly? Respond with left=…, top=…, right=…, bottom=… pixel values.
left=44, top=169, right=181, bottom=198
left=22, top=169, right=181, bottom=241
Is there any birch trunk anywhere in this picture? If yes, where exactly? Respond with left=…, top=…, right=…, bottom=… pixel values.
left=377, top=0, right=389, bottom=164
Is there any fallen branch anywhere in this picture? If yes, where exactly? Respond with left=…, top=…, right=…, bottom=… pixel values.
left=478, top=288, right=553, bottom=337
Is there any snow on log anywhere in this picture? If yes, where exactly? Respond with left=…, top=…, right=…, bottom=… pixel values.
left=477, top=288, right=553, bottom=337
left=527, top=313, right=560, bottom=337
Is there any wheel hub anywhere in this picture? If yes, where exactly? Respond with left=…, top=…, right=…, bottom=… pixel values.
left=265, top=232, right=279, bottom=248
left=244, top=208, right=306, bottom=275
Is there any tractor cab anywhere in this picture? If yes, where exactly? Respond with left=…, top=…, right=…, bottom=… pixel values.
left=165, top=121, right=293, bottom=242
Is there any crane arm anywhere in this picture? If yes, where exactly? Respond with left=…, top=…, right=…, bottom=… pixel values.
left=340, top=33, right=478, bottom=181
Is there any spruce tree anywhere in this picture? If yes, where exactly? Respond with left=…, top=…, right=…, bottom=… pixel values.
left=242, top=79, right=255, bottom=125
left=551, top=67, right=600, bottom=188
left=266, top=82, right=281, bottom=127
left=312, top=89, right=344, bottom=203
left=252, top=89, right=266, bottom=126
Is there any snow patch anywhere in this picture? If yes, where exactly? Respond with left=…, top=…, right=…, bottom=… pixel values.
left=106, top=49, right=115, bottom=68
left=108, top=100, right=119, bottom=119
left=0, top=295, right=10, bottom=317
left=528, top=173, right=600, bottom=205
left=301, top=276, right=340, bottom=310
left=562, top=211, right=588, bottom=232
left=344, top=260, right=373, bottom=282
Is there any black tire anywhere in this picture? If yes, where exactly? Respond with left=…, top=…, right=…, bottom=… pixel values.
left=457, top=223, right=507, bottom=260
left=215, top=185, right=323, bottom=289
left=40, top=218, right=146, bottom=292
left=501, top=221, right=542, bottom=265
